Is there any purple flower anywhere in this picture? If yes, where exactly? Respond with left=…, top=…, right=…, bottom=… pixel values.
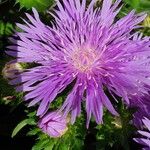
left=134, top=117, right=150, bottom=150
left=131, top=95, right=150, bottom=127
left=38, top=111, right=68, bottom=138
left=6, top=0, right=150, bottom=127
left=133, top=110, right=150, bottom=128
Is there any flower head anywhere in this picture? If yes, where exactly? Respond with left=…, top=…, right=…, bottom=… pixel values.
left=134, top=117, right=150, bottom=150
left=6, top=0, right=150, bottom=127
left=38, top=111, right=68, bottom=138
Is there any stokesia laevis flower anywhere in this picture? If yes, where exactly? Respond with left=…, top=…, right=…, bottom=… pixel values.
left=134, top=117, right=150, bottom=150
left=6, top=0, right=150, bottom=127
left=38, top=111, right=68, bottom=137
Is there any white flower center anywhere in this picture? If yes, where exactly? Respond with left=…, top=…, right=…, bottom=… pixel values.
left=71, top=49, right=98, bottom=72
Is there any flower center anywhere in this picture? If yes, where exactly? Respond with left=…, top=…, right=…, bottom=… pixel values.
left=71, top=49, right=97, bottom=72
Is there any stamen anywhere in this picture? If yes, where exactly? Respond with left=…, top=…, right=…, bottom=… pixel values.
left=71, top=48, right=98, bottom=72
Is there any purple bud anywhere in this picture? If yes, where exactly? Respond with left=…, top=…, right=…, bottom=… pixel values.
left=38, top=111, right=68, bottom=138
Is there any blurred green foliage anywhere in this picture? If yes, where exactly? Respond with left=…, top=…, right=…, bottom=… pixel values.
left=16, top=0, right=55, bottom=12
left=123, top=0, right=150, bottom=12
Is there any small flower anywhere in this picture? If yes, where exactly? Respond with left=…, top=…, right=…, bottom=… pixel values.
left=6, top=0, right=150, bottom=127
left=134, top=117, right=150, bottom=150
left=2, top=63, right=22, bottom=79
left=38, top=111, right=68, bottom=138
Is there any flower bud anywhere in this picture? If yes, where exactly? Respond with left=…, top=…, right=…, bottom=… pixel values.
left=38, top=112, right=68, bottom=138
left=2, top=63, right=22, bottom=79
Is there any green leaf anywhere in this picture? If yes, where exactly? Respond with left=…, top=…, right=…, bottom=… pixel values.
left=123, top=0, right=150, bottom=12
left=32, top=138, right=54, bottom=150
left=124, top=0, right=140, bottom=8
left=27, top=128, right=41, bottom=136
left=0, top=21, right=13, bottom=36
left=16, top=0, right=55, bottom=12
left=11, top=119, right=28, bottom=138
left=44, top=140, right=57, bottom=150
left=140, top=0, right=150, bottom=12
